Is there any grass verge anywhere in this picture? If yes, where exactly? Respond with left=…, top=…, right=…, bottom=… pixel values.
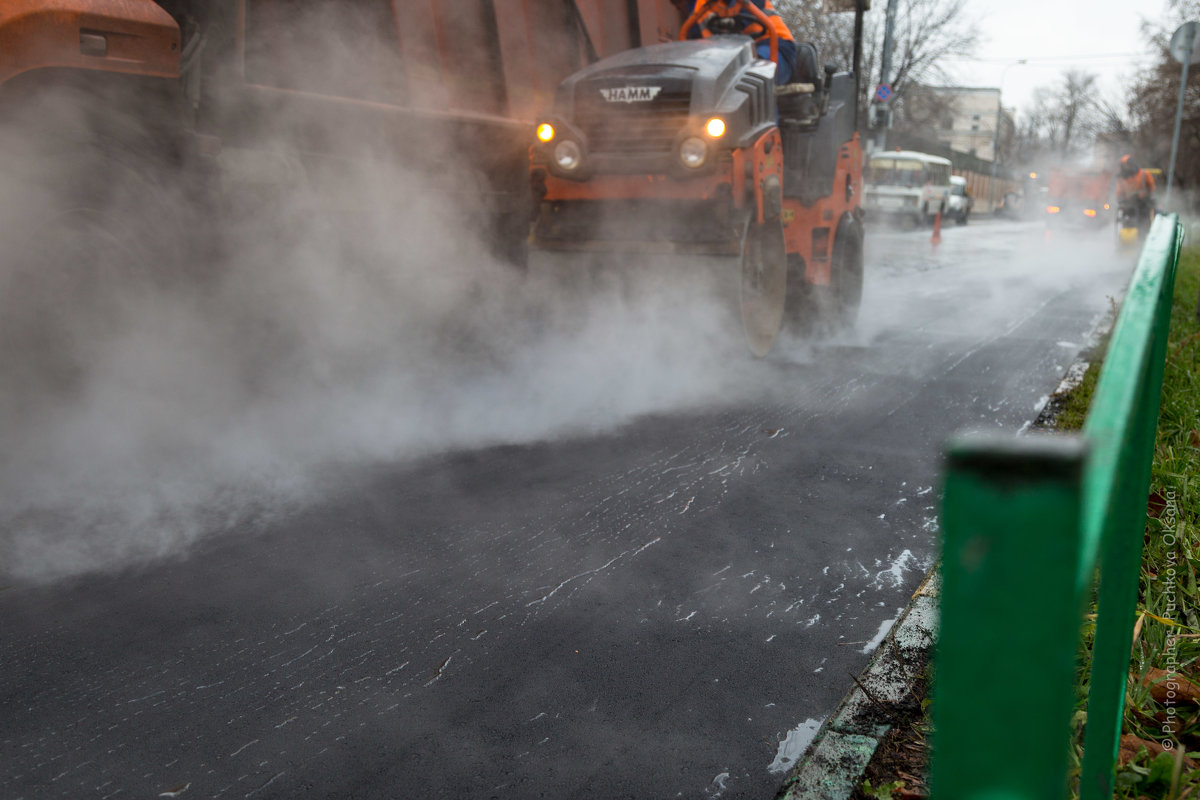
left=1074, top=243, right=1200, bottom=799
left=851, top=244, right=1200, bottom=799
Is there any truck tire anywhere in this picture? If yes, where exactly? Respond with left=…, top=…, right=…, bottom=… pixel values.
left=782, top=253, right=815, bottom=336
left=782, top=217, right=862, bottom=338
left=491, top=208, right=531, bottom=270
left=829, top=217, right=863, bottom=326
left=739, top=217, right=787, bottom=357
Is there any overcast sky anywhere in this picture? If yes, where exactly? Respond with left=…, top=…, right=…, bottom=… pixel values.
left=945, top=0, right=1172, bottom=117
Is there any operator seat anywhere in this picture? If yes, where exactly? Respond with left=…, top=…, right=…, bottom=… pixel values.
left=792, top=41, right=819, bottom=85
left=777, top=41, right=822, bottom=127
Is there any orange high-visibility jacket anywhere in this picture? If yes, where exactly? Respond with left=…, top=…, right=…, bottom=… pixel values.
left=1117, top=169, right=1155, bottom=201
left=692, top=0, right=795, bottom=43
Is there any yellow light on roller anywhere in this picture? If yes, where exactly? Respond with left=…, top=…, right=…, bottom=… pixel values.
left=704, top=117, right=726, bottom=138
left=536, top=123, right=555, bottom=142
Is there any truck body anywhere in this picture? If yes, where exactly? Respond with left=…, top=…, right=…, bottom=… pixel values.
left=0, top=0, right=689, bottom=404
left=1044, top=167, right=1113, bottom=228
left=0, top=0, right=686, bottom=252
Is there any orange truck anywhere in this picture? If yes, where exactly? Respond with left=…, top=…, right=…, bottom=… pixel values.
left=0, top=1, right=687, bottom=396
left=1043, top=167, right=1113, bottom=228
left=0, top=1, right=690, bottom=261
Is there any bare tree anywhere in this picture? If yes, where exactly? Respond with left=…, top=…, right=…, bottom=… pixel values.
left=1122, top=1, right=1200, bottom=208
left=1008, top=70, right=1104, bottom=165
left=775, top=0, right=981, bottom=116
left=1012, top=86, right=1056, bottom=165
left=1056, top=69, right=1099, bottom=155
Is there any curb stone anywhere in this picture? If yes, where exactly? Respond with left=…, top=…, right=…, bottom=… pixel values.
left=775, top=568, right=940, bottom=800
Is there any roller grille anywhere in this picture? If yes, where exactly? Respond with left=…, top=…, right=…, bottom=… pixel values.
left=574, top=88, right=693, bottom=157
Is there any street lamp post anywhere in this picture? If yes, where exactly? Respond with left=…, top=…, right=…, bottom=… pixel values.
left=988, top=59, right=1026, bottom=214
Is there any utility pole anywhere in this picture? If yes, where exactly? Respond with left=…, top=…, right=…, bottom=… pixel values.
left=1166, top=21, right=1199, bottom=211
left=845, top=0, right=868, bottom=132
left=853, top=0, right=865, bottom=103
left=874, top=0, right=898, bottom=151
left=821, top=0, right=870, bottom=131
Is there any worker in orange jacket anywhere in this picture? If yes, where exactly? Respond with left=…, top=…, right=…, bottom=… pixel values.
left=1116, top=154, right=1155, bottom=211
left=688, top=0, right=798, bottom=85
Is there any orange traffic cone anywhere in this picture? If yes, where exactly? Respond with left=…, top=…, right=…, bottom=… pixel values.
left=930, top=210, right=942, bottom=249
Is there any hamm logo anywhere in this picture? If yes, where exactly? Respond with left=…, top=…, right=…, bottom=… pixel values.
left=599, top=86, right=663, bottom=103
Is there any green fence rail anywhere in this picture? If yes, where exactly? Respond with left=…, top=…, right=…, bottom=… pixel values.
left=929, top=213, right=1185, bottom=800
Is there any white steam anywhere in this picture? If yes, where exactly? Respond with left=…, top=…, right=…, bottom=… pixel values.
left=0, top=83, right=758, bottom=584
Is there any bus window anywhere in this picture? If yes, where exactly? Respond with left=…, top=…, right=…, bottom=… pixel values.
left=868, top=158, right=925, bottom=187
left=893, top=159, right=924, bottom=187
left=866, top=158, right=894, bottom=184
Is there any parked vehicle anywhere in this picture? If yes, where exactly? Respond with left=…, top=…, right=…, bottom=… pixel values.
left=947, top=175, right=973, bottom=225
left=996, top=190, right=1025, bottom=220
left=864, top=150, right=951, bottom=228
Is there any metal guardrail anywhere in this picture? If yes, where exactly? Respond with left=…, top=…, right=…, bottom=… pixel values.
left=929, top=214, right=1185, bottom=800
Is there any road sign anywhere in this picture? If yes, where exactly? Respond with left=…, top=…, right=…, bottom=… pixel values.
left=1170, top=21, right=1200, bottom=64
left=875, top=83, right=893, bottom=103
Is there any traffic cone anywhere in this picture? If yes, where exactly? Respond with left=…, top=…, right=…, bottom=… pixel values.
left=930, top=210, right=942, bottom=249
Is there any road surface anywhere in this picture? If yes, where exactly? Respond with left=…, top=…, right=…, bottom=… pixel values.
left=0, top=218, right=1133, bottom=799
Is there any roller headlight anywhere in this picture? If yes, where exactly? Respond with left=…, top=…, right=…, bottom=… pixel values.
left=679, top=137, right=708, bottom=169
left=704, top=117, right=726, bottom=138
left=536, top=123, right=555, bottom=142
left=554, top=139, right=583, bottom=171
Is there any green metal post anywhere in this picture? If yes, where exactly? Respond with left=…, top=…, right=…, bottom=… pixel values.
left=932, top=433, right=1088, bottom=800
left=1079, top=215, right=1184, bottom=800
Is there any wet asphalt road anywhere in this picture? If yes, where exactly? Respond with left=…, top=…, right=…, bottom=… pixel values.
left=1, top=218, right=1134, bottom=799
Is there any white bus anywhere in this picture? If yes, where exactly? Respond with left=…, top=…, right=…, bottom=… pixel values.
left=864, top=150, right=953, bottom=228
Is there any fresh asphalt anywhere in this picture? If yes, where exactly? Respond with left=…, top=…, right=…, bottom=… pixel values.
left=0, top=217, right=1133, bottom=799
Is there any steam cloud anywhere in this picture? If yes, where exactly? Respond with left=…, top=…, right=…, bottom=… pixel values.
left=0, top=10, right=1139, bottom=585
left=0, top=69, right=757, bottom=584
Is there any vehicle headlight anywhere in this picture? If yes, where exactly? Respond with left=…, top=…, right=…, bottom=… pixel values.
left=704, top=117, right=726, bottom=138
left=536, top=123, right=555, bottom=143
left=554, top=139, right=582, bottom=171
left=679, top=137, right=707, bottom=168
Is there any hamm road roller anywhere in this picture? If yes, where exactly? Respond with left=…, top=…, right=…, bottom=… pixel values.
left=529, top=1, right=865, bottom=356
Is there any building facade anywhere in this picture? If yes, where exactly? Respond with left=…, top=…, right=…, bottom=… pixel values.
left=906, top=86, right=1015, bottom=163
